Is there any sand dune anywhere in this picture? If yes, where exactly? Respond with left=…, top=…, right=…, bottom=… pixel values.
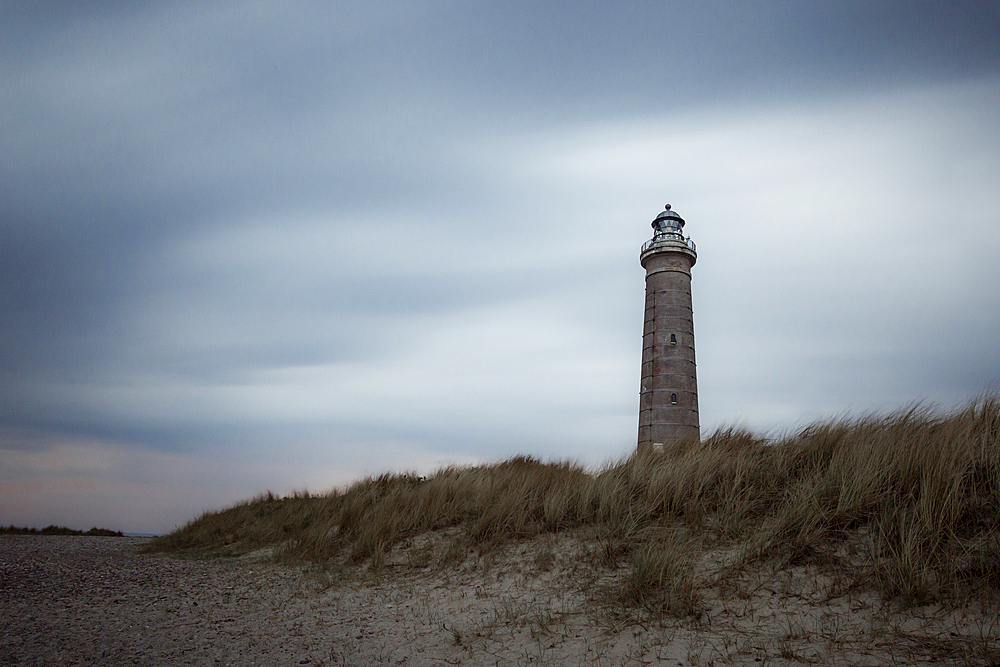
left=3, top=534, right=996, bottom=665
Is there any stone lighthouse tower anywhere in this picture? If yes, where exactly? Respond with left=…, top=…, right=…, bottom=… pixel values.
left=637, top=204, right=700, bottom=452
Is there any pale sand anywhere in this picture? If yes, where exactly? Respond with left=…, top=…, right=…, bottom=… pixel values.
left=2, top=534, right=997, bottom=665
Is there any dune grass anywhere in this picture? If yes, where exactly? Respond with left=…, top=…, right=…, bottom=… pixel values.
left=143, top=396, right=1000, bottom=612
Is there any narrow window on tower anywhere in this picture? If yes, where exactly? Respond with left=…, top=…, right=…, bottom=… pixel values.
left=670, top=333, right=677, bottom=345
left=671, top=393, right=678, bottom=405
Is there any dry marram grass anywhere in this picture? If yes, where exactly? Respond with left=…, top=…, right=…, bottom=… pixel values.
left=143, top=396, right=1000, bottom=661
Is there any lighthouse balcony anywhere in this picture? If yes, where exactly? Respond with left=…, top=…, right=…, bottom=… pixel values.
left=641, top=234, right=697, bottom=255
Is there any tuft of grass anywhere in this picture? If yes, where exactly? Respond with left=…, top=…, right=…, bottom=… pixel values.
left=618, top=529, right=701, bottom=617
left=143, top=396, right=1000, bottom=611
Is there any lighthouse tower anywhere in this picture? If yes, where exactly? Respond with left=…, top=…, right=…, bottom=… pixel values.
left=637, top=204, right=700, bottom=452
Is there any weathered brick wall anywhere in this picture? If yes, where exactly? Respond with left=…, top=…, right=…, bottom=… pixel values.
left=637, top=243, right=699, bottom=452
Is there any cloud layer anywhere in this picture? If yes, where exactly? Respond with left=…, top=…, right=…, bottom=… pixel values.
left=2, top=2, right=999, bottom=532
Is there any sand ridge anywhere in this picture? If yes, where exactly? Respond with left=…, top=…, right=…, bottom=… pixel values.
left=1, top=534, right=996, bottom=665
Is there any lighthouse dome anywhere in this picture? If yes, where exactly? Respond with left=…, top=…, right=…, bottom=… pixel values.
left=652, top=204, right=685, bottom=233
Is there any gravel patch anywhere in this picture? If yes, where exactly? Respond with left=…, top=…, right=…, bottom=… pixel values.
left=1, top=536, right=332, bottom=666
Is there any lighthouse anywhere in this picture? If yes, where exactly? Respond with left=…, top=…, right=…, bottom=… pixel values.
left=637, top=204, right=700, bottom=452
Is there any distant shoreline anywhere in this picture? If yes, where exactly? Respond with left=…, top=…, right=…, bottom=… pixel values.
left=1, top=524, right=124, bottom=537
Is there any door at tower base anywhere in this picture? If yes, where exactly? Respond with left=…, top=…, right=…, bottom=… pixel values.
left=637, top=205, right=700, bottom=453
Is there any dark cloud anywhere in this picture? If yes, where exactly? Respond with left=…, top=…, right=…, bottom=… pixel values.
left=2, top=1, right=998, bottom=530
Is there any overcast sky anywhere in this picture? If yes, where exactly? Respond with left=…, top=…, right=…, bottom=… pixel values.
left=2, top=1, right=999, bottom=534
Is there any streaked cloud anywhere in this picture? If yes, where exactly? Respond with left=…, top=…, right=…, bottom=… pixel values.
left=2, top=2, right=998, bottom=532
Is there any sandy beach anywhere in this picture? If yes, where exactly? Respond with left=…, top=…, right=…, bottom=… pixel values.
left=2, top=534, right=997, bottom=666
